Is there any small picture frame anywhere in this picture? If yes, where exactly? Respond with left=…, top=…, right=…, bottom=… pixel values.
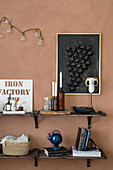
left=56, top=33, right=101, bottom=95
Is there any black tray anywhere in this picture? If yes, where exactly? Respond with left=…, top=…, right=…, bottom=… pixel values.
left=73, top=106, right=96, bottom=114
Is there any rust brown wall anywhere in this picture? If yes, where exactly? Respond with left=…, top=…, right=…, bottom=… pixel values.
left=0, top=0, right=113, bottom=169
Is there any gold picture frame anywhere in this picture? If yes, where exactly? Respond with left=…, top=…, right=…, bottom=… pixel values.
left=56, top=33, right=101, bottom=95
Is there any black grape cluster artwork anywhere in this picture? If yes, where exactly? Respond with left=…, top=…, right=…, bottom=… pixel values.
left=66, top=43, right=93, bottom=91
left=57, top=34, right=100, bottom=94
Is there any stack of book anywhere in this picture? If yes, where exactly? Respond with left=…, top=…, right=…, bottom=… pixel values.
left=72, top=127, right=101, bottom=157
left=44, top=146, right=69, bottom=157
left=72, top=146, right=101, bottom=157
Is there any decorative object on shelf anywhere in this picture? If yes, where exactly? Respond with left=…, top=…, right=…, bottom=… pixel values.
left=87, top=138, right=98, bottom=151
left=73, top=77, right=98, bottom=115
left=17, top=102, right=26, bottom=111
left=43, top=97, right=51, bottom=111
left=0, top=16, right=43, bottom=45
left=3, top=93, right=12, bottom=111
left=0, top=79, right=33, bottom=112
left=57, top=71, right=65, bottom=111
left=40, top=109, right=70, bottom=114
left=3, top=100, right=26, bottom=114
left=13, top=98, right=19, bottom=110
left=56, top=33, right=101, bottom=94
left=48, top=130, right=62, bottom=150
left=85, top=77, right=98, bottom=107
left=44, top=130, right=69, bottom=157
left=51, top=81, right=55, bottom=110
left=0, top=134, right=30, bottom=156
left=54, top=82, right=57, bottom=111
left=73, top=106, right=96, bottom=114
left=51, top=81, right=57, bottom=111
left=85, top=77, right=98, bottom=94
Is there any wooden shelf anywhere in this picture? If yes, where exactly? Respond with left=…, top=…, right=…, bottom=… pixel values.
left=0, top=148, right=107, bottom=167
left=0, top=109, right=107, bottom=167
left=39, top=110, right=107, bottom=117
left=38, top=148, right=107, bottom=167
left=39, top=148, right=107, bottom=159
left=0, top=111, right=39, bottom=128
left=38, top=110, right=107, bottom=129
left=0, top=148, right=39, bottom=167
left=0, top=110, right=107, bottom=129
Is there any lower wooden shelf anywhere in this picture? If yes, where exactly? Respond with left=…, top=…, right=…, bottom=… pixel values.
left=38, top=148, right=107, bottom=167
left=39, top=148, right=107, bottom=159
left=0, top=148, right=107, bottom=167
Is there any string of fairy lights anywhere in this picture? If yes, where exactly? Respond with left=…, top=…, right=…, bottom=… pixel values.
left=0, top=16, right=43, bottom=45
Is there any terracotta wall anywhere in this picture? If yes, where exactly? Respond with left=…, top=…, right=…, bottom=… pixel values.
left=0, top=0, right=113, bottom=169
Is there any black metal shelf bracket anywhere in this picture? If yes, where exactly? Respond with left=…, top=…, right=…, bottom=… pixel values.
left=33, top=111, right=39, bottom=128
left=34, top=156, right=38, bottom=167
left=33, top=148, right=39, bottom=167
left=87, top=159, right=90, bottom=167
left=88, top=116, right=92, bottom=129
left=33, top=115, right=38, bottom=128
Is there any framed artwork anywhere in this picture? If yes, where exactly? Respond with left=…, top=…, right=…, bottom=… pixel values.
left=56, top=33, right=101, bottom=95
left=0, top=79, right=33, bottom=112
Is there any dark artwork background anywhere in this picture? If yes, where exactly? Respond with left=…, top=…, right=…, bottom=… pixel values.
left=57, top=34, right=101, bottom=94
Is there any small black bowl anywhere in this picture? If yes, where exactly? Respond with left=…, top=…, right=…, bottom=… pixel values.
left=73, top=106, right=96, bottom=114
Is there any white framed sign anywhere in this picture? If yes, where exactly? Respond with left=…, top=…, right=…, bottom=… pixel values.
left=0, top=79, right=33, bottom=112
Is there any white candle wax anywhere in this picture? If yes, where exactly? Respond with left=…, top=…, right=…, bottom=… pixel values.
left=60, top=71, right=62, bottom=88
left=55, top=82, right=57, bottom=97
left=52, top=81, right=55, bottom=97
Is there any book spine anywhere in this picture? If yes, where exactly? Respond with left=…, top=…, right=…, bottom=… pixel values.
left=84, top=130, right=90, bottom=151
left=44, top=148, right=69, bottom=154
left=47, top=152, right=69, bottom=157
left=44, top=150, right=68, bottom=154
left=75, top=128, right=81, bottom=150
left=78, top=129, right=87, bottom=151
left=44, top=151, right=49, bottom=156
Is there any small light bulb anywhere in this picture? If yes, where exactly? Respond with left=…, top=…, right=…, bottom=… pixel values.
left=7, top=26, right=12, bottom=33
left=5, top=19, right=9, bottom=24
left=0, top=34, right=3, bottom=38
left=38, top=37, right=43, bottom=45
left=21, top=33, right=25, bottom=41
left=34, top=30, right=39, bottom=37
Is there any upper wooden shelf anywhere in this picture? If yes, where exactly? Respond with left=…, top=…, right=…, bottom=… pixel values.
left=38, top=110, right=107, bottom=117
left=0, top=110, right=107, bottom=129
left=0, top=110, right=107, bottom=117
left=38, top=110, right=107, bottom=129
left=0, top=111, right=39, bottom=128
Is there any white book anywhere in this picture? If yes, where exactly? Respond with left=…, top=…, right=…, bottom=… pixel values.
left=44, top=150, right=49, bottom=156
left=3, top=111, right=25, bottom=114
left=72, top=146, right=101, bottom=157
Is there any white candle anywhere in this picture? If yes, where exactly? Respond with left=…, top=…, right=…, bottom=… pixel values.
left=52, top=81, right=55, bottom=97
left=55, top=82, right=57, bottom=97
left=60, top=71, right=62, bottom=88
